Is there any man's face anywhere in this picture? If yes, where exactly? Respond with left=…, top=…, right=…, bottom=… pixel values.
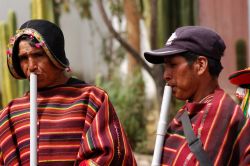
left=163, top=55, right=199, bottom=101
left=18, top=40, right=64, bottom=88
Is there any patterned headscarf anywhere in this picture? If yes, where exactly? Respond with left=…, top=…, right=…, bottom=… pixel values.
left=7, top=19, right=70, bottom=79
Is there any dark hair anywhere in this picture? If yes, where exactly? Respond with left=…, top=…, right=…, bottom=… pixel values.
left=19, top=35, right=40, bottom=48
left=181, top=52, right=223, bottom=77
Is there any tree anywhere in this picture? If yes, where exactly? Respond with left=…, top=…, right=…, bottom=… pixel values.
left=97, top=0, right=167, bottom=104
left=97, top=0, right=197, bottom=104
left=55, top=0, right=197, bottom=106
left=123, top=0, right=141, bottom=74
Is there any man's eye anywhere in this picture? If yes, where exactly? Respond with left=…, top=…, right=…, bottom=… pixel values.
left=170, top=63, right=177, bottom=67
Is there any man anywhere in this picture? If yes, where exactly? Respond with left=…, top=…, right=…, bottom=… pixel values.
left=144, top=26, right=250, bottom=165
left=1, top=19, right=136, bottom=166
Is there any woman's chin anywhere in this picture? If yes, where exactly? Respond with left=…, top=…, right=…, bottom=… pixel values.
left=37, top=82, right=46, bottom=89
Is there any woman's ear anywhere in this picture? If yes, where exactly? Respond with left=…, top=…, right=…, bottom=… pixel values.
left=195, top=56, right=208, bottom=75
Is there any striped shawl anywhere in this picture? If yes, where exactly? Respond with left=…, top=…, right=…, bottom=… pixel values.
left=161, top=88, right=250, bottom=165
left=0, top=79, right=136, bottom=166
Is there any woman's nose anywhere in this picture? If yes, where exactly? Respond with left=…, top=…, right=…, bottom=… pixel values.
left=28, top=57, right=38, bottom=72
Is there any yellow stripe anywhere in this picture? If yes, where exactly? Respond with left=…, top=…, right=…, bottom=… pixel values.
left=39, top=103, right=83, bottom=110
left=40, top=117, right=84, bottom=122
left=228, top=118, right=249, bottom=163
left=39, top=159, right=75, bottom=162
left=204, top=93, right=226, bottom=148
left=39, top=131, right=83, bottom=135
left=164, top=147, right=177, bottom=153
left=39, top=145, right=79, bottom=148
left=214, top=105, right=238, bottom=165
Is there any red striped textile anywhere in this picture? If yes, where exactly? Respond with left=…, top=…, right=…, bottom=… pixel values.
left=161, top=88, right=250, bottom=165
left=0, top=80, right=136, bottom=166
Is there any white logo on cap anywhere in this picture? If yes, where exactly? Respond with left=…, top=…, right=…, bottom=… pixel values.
left=166, top=32, right=177, bottom=46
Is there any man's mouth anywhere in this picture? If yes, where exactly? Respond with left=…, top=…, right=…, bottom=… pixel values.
left=170, top=86, right=177, bottom=93
left=167, top=83, right=174, bottom=88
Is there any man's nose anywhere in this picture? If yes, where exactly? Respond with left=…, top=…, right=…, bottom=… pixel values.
left=163, top=66, right=172, bottom=82
left=28, top=57, right=38, bottom=72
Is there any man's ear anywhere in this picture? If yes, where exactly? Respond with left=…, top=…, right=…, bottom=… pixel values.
left=195, top=56, right=208, bottom=75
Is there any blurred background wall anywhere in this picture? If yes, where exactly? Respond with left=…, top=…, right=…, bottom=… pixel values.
left=199, top=0, right=249, bottom=95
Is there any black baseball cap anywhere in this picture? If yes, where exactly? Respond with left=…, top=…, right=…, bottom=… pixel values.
left=144, top=26, right=226, bottom=64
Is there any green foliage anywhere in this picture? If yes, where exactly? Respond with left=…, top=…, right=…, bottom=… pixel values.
left=73, top=0, right=92, bottom=19
left=0, top=22, right=12, bottom=107
left=0, top=10, right=28, bottom=108
left=108, top=0, right=144, bottom=22
left=53, top=0, right=92, bottom=20
left=31, top=0, right=55, bottom=22
left=157, top=0, right=196, bottom=47
left=180, top=0, right=196, bottom=26
left=95, top=71, right=148, bottom=153
left=96, top=2, right=149, bottom=151
left=108, top=0, right=124, bottom=22
left=235, top=39, right=247, bottom=70
left=101, top=38, right=125, bottom=75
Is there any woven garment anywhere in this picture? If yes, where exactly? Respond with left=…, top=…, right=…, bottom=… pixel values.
left=161, top=88, right=250, bottom=165
left=0, top=78, right=136, bottom=166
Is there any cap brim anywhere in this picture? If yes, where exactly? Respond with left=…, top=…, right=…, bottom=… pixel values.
left=144, top=46, right=187, bottom=64
left=229, top=68, right=250, bottom=86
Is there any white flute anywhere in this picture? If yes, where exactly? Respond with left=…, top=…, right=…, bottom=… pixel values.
left=30, top=73, right=37, bottom=165
left=151, top=85, right=172, bottom=166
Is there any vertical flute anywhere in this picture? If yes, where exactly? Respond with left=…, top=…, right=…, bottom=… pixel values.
left=30, top=73, right=37, bottom=165
left=151, top=85, right=172, bottom=166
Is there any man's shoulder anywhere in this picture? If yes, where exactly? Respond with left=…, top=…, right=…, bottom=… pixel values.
left=214, top=88, right=237, bottom=104
left=213, top=88, right=245, bottom=118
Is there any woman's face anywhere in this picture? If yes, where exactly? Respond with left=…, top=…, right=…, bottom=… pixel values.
left=18, top=40, right=65, bottom=88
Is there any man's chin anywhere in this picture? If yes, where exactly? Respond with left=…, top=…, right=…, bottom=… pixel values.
left=174, top=93, right=187, bottom=101
left=175, top=97, right=186, bottom=101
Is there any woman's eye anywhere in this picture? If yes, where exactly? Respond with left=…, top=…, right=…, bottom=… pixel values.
left=19, top=56, right=28, bottom=62
left=37, top=52, right=44, bottom=56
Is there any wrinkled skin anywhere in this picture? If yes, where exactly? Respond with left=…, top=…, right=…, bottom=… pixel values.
left=163, top=55, right=217, bottom=102
left=18, top=40, right=68, bottom=88
left=163, top=55, right=199, bottom=101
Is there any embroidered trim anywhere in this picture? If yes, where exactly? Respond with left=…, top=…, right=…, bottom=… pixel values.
left=197, top=103, right=211, bottom=138
left=113, top=114, right=121, bottom=158
left=199, top=94, right=214, bottom=103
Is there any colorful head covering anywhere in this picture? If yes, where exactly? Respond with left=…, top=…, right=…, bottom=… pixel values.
left=7, top=19, right=70, bottom=79
left=229, top=67, right=250, bottom=117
